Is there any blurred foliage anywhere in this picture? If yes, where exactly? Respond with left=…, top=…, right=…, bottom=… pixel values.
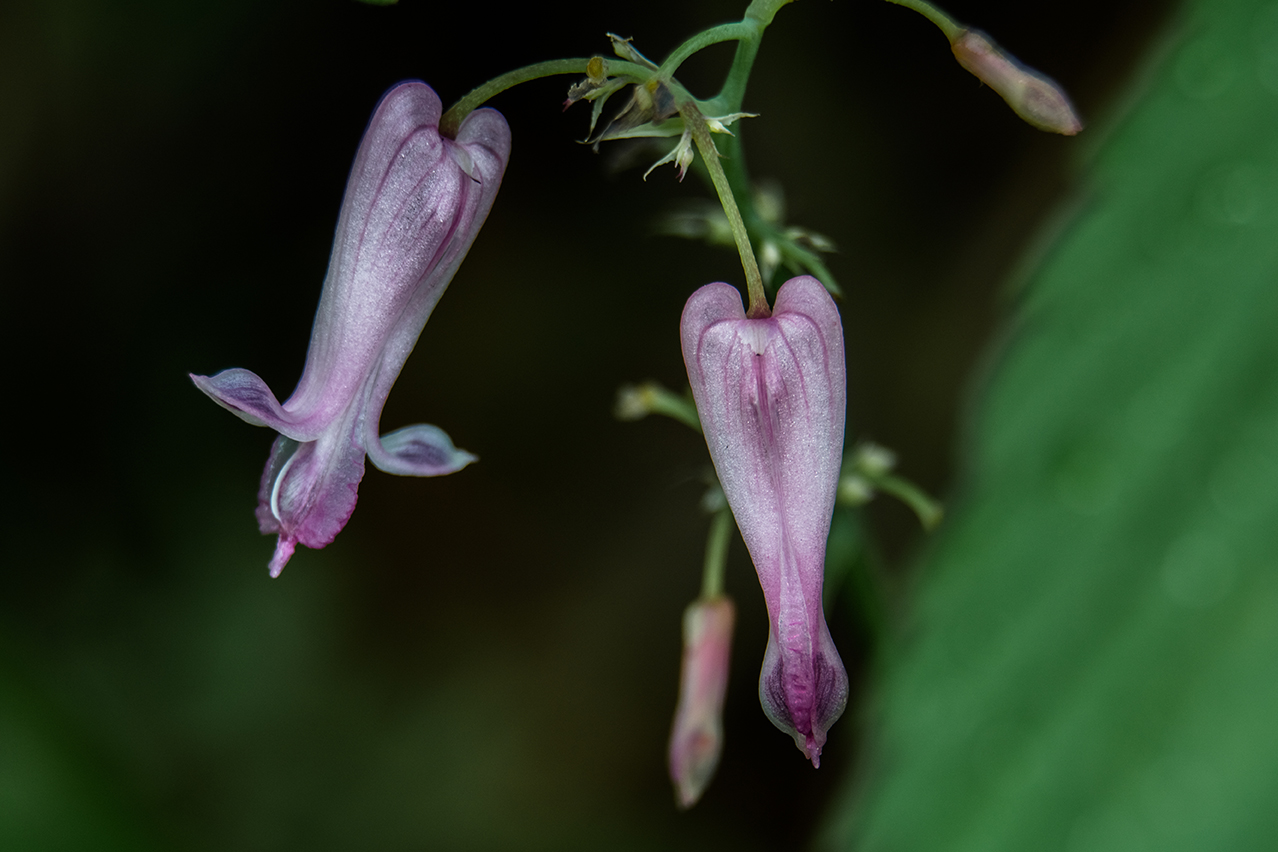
left=0, top=0, right=1178, bottom=849
left=824, top=0, right=1278, bottom=848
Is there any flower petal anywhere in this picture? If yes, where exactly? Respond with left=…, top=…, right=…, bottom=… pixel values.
left=759, top=608, right=848, bottom=766
left=189, top=369, right=324, bottom=441
left=680, top=275, right=849, bottom=765
left=279, top=85, right=510, bottom=436
left=367, top=424, right=477, bottom=476
left=253, top=412, right=366, bottom=578
left=349, top=99, right=511, bottom=475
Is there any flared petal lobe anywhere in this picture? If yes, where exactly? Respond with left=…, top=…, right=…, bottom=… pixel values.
left=680, top=276, right=849, bottom=766
left=191, top=82, right=510, bottom=575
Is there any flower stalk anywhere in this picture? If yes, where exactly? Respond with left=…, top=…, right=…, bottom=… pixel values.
left=680, top=102, right=769, bottom=318
left=702, top=504, right=734, bottom=599
left=440, top=57, right=656, bottom=137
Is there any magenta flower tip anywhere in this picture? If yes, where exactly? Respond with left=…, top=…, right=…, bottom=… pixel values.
left=192, top=82, right=510, bottom=574
left=681, top=276, right=850, bottom=763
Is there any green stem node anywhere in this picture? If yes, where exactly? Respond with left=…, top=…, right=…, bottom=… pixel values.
left=657, top=21, right=756, bottom=81
left=440, top=58, right=655, bottom=137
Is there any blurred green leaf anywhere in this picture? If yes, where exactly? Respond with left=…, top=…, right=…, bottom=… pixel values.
left=0, top=649, right=161, bottom=852
left=823, top=0, right=1278, bottom=849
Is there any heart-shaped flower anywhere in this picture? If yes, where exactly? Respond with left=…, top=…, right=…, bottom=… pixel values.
left=681, top=275, right=849, bottom=765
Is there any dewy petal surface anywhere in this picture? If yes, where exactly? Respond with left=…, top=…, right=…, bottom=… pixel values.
left=191, top=81, right=510, bottom=575
left=681, top=275, right=849, bottom=765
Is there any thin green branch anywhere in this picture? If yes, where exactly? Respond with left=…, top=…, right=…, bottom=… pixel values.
left=701, top=505, right=734, bottom=598
left=880, top=0, right=963, bottom=41
left=613, top=382, right=701, bottom=432
left=440, top=58, right=655, bottom=137
left=876, top=474, right=945, bottom=531
left=711, top=33, right=762, bottom=113
left=657, top=21, right=756, bottom=81
left=679, top=103, right=768, bottom=317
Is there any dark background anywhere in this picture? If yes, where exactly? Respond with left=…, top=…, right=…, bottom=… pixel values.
left=0, top=0, right=1173, bottom=849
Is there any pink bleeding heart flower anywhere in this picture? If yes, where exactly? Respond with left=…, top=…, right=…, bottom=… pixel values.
left=191, top=81, right=510, bottom=577
left=680, top=276, right=849, bottom=766
left=668, top=595, right=735, bottom=809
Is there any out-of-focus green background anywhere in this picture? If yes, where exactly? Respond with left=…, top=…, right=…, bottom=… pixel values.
left=18, top=0, right=1277, bottom=849
left=825, top=0, right=1278, bottom=849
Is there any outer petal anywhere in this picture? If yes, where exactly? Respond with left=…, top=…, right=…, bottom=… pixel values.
left=254, top=405, right=367, bottom=578
left=283, top=82, right=468, bottom=429
left=189, top=369, right=322, bottom=441
left=681, top=275, right=849, bottom=765
left=355, top=102, right=511, bottom=473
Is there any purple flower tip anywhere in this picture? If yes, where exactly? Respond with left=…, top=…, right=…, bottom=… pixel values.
left=681, top=276, right=850, bottom=765
left=191, top=81, right=510, bottom=574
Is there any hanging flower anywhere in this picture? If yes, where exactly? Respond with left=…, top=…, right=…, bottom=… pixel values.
left=680, top=275, right=849, bottom=766
left=191, top=81, right=511, bottom=576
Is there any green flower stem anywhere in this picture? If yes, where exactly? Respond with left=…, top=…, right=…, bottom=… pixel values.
left=701, top=505, right=734, bottom=598
left=881, top=0, right=963, bottom=41
left=743, top=0, right=793, bottom=27
left=680, top=103, right=769, bottom=317
left=681, top=3, right=775, bottom=295
left=657, top=21, right=757, bottom=81
left=440, top=58, right=655, bottom=138
left=659, top=0, right=792, bottom=104
left=712, top=26, right=763, bottom=112
left=629, top=382, right=702, bottom=432
left=875, top=473, right=945, bottom=530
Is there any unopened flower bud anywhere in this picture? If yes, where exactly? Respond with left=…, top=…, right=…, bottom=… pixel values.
left=669, top=596, right=735, bottom=809
left=951, top=29, right=1083, bottom=135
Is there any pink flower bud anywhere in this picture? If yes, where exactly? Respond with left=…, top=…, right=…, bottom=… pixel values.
left=669, top=596, right=735, bottom=809
left=951, top=29, right=1083, bottom=135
